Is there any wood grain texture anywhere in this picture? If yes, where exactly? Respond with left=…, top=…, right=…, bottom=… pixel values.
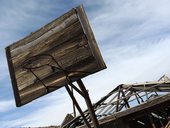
left=15, top=29, right=87, bottom=90
left=76, top=5, right=106, bottom=69
left=20, top=56, right=98, bottom=105
left=10, top=9, right=77, bottom=51
left=6, top=47, right=21, bottom=106
left=11, top=16, right=80, bottom=67
left=78, top=93, right=170, bottom=128
left=6, top=5, right=106, bottom=107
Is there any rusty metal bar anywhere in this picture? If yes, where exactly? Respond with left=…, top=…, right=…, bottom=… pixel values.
left=68, top=82, right=86, bottom=98
left=136, top=93, right=144, bottom=102
left=65, top=84, right=91, bottom=128
left=71, top=87, right=76, bottom=117
left=121, top=89, right=130, bottom=108
left=135, top=93, right=141, bottom=104
left=148, top=115, right=156, bottom=128
left=77, top=79, right=99, bottom=128
left=116, top=86, right=121, bottom=112
left=96, top=93, right=118, bottom=116
left=146, top=91, right=149, bottom=100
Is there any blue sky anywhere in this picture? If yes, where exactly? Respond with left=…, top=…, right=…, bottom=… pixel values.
left=1, top=0, right=170, bottom=127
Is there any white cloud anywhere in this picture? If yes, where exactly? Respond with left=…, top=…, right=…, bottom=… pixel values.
left=90, top=0, right=170, bottom=44
left=0, top=90, right=73, bottom=127
left=0, top=100, right=14, bottom=112
left=77, top=0, right=170, bottom=106
left=1, top=0, right=170, bottom=127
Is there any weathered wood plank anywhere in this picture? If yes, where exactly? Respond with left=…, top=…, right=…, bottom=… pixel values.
left=11, top=19, right=81, bottom=68
left=78, top=93, right=170, bottom=128
left=98, top=93, right=170, bottom=125
left=17, top=47, right=92, bottom=90
left=127, top=83, right=170, bottom=92
left=20, top=56, right=98, bottom=105
left=15, top=32, right=86, bottom=78
left=6, top=5, right=106, bottom=107
left=10, top=9, right=77, bottom=50
left=11, top=13, right=78, bottom=57
left=76, top=5, right=106, bottom=69
left=6, top=47, right=21, bottom=106
left=16, top=35, right=90, bottom=90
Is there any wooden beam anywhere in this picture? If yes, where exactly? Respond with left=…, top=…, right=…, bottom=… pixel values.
left=77, top=79, right=99, bottom=128
left=98, top=93, right=170, bottom=125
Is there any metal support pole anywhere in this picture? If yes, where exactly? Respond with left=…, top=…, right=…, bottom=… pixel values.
left=121, top=90, right=130, bottom=108
left=134, top=93, right=141, bottom=104
left=71, top=87, right=76, bottom=117
left=77, top=79, right=99, bottom=128
left=116, top=86, right=121, bottom=112
left=148, top=115, right=156, bottom=128
left=65, top=85, right=91, bottom=128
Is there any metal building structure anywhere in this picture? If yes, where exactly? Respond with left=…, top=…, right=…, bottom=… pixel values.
left=63, top=75, right=170, bottom=128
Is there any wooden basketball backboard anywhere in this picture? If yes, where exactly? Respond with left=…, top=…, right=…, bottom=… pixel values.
left=6, top=5, right=106, bottom=107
